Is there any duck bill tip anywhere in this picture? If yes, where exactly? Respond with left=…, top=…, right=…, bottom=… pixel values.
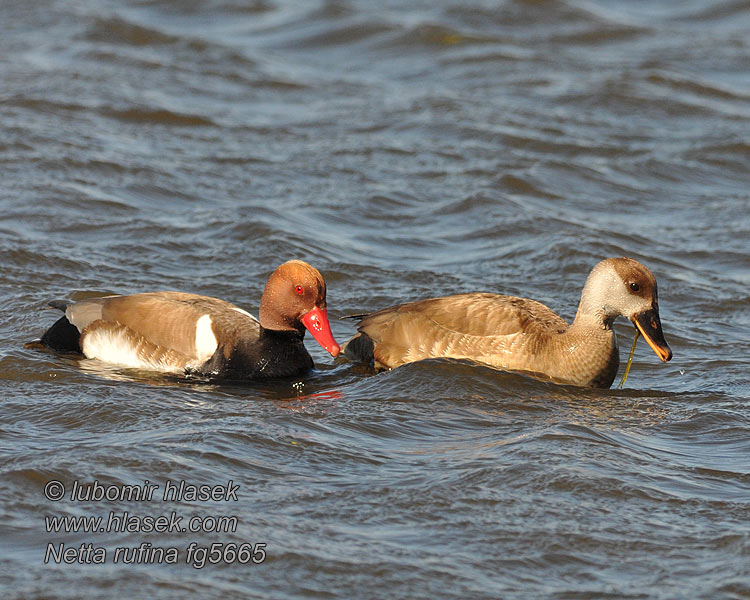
left=301, top=306, right=341, bottom=357
left=632, top=310, right=672, bottom=363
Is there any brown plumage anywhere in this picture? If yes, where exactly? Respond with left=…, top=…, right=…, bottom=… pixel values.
left=343, top=257, right=672, bottom=388
left=36, top=260, right=340, bottom=380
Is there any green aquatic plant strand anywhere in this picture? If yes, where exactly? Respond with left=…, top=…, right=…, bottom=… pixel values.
left=618, top=328, right=640, bottom=389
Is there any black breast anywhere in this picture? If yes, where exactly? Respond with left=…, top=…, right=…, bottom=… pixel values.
left=194, top=329, right=314, bottom=380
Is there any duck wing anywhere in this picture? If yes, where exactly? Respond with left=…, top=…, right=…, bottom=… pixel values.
left=66, top=292, right=261, bottom=364
left=353, top=293, right=568, bottom=369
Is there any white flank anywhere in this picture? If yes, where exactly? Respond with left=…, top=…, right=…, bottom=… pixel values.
left=194, top=314, right=219, bottom=361
left=81, top=328, right=183, bottom=373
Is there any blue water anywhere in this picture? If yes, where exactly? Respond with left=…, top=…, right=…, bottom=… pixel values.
left=1, top=1, right=749, bottom=598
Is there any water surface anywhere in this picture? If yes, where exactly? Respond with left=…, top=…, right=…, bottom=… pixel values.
left=1, top=1, right=749, bottom=598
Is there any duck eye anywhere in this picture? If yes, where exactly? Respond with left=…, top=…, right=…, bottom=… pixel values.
left=629, top=282, right=640, bottom=292
left=295, top=285, right=304, bottom=295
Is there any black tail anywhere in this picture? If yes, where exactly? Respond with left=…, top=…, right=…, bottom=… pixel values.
left=47, top=299, right=71, bottom=312
left=40, top=315, right=82, bottom=353
left=342, top=332, right=375, bottom=366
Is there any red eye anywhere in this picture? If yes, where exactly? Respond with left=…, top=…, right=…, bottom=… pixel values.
left=295, top=285, right=304, bottom=295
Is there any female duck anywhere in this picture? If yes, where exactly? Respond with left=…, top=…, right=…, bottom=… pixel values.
left=343, top=257, right=672, bottom=388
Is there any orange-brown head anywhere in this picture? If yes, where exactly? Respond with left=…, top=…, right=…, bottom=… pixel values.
left=259, top=260, right=340, bottom=357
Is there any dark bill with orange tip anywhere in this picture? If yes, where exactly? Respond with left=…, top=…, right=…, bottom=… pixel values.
left=301, top=306, right=341, bottom=357
left=631, top=307, right=672, bottom=362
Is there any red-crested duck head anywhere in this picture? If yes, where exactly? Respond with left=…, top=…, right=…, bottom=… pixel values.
left=259, top=260, right=340, bottom=357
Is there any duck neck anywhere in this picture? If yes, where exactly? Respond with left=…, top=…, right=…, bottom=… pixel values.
left=570, top=263, right=621, bottom=332
left=258, top=300, right=304, bottom=335
left=565, top=286, right=621, bottom=389
left=572, top=297, right=614, bottom=332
